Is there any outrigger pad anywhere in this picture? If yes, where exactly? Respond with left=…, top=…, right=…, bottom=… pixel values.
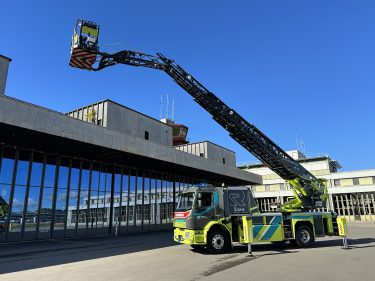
left=69, top=47, right=97, bottom=70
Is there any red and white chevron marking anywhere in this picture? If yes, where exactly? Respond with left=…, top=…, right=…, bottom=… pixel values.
left=174, top=210, right=191, bottom=219
left=69, top=48, right=97, bottom=70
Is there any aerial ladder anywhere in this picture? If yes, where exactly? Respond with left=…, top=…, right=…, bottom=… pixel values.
left=69, top=19, right=327, bottom=213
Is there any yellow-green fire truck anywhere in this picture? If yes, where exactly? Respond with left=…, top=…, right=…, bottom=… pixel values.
left=68, top=19, right=348, bottom=254
left=173, top=185, right=347, bottom=253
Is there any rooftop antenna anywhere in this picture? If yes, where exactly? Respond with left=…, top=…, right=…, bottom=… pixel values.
left=300, top=139, right=306, bottom=155
left=295, top=134, right=299, bottom=151
left=296, top=135, right=306, bottom=155
left=160, top=95, right=163, bottom=120
left=172, top=98, right=175, bottom=121
left=166, top=94, right=169, bottom=119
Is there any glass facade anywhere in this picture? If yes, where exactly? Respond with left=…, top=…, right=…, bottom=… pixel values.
left=0, top=144, right=219, bottom=243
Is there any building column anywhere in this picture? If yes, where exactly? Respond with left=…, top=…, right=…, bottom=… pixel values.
left=328, top=193, right=334, bottom=212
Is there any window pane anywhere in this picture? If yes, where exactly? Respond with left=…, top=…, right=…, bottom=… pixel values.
left=54, top=188, right=68, bottom=230
left=78, top=190, right=88, bottom=229
left=150, top=177, right=157, bottom=225
left=120, top=174, right=129, bottom=226
left=30, top=161, right=43, bottom=187
left=104, top=191, right=111, bottom=227
left=15, top=159, right=30, bottom=186
left=0, top=158, right=15, bottom=184
left=81, top=168, right=90, bottom=190
left=129, top=174, right=136, bottom=227
left=9, top=186, right=26, bottom=232
left=67, top=190, right=78, bottom=229
left=106, top=173, right=112, bottom=192
left=58, top=164, right=69, bottom=189
left=157, top=177, right=162, bottom=225
left=70, top=167, right=80, bottom=189
left=136, top=174, right=143, bottom=226
left=44, top=164, right=56, bottom=188
left=143, top=176, right=150, bottom=226
left=97, top=191, right=106, bottom=228
left=114, top=174, right=121, bottom=193
left=25, top=186, right=39, bottom=232
left=88, top=189, right=100, bottom=229
left=91, top=170, right=100, bottom=191
left=113, top=171, right=121, bottom=227
left=39, top=187, right=53, bottom=232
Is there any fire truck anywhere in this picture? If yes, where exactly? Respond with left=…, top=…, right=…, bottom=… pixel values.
left=69, top=19, right=348, bottom=253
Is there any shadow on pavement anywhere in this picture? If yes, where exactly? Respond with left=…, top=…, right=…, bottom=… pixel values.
left=1, top=233, right=374, bottom=275
left=250, top=237, right=375, bottom=253
left=0, top=231, right=178, bottom=275
left=191, top=237, right=375, bottom=256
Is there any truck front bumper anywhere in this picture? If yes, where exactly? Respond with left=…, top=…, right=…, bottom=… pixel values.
left=174, top=228, right=205, bottom=245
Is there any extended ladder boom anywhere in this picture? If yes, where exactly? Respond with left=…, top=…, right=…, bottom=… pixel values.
left=69, top=20, right=327, bottom=212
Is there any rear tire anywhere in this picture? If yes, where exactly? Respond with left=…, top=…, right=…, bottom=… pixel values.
left=294, top=225, right=314, bottom=248
left=207, top=228, right=230, bottom=254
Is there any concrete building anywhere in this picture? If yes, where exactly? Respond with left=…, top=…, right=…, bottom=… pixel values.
left=239, top=150, right=375, bottom=221
left=66, top=100, right=174, bottom=147
left=0, top=94, right=261, bottom=242
left=0, top=54, right=11, bottom=95
left=174, top=141, right=236, bottom=167
left=0, top=55, right=260, bottom=242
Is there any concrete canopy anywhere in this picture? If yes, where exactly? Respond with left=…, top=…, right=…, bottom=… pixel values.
left=0, top=95, right=261, bottom=186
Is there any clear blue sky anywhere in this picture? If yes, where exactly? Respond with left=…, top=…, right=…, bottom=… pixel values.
left=1, top=0, right=374, bottom=171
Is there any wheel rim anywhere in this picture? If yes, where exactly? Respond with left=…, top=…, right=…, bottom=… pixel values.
left=299, top=229, right=310, bottom=244
left=212, top=234, right=225, bottom=250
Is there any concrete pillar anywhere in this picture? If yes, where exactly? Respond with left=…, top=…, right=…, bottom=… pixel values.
left=328, top=193, right=334, bottom=212
left=0, top=54, right=11, bottom=95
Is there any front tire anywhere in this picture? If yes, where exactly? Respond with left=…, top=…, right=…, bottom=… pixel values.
left=294, top=225, right=314, bottom=248
left=207, top=228, right=230, bottom=254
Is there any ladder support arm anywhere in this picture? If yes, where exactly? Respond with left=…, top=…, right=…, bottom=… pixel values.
left=89, top=49, right=327, bottom=212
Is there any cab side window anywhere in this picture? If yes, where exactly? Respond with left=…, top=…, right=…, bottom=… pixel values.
left=197, top=192, right=213, bottom=210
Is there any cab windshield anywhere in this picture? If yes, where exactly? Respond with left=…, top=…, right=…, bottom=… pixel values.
left=176, top=192, right=195, bottom=211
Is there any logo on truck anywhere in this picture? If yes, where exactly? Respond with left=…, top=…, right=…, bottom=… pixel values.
left=228, top=190, right=248, bottom=214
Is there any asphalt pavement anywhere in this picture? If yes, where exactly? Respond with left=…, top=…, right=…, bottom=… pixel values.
left=0, top=221, right=374, bottom=281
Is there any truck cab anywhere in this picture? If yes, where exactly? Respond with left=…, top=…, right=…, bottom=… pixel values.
left=174, top=186, right=223, bottom=230
left=173, top=185, right=259, bottom=253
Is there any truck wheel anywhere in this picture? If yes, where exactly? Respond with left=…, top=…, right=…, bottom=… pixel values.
left=207, top=228, right=229, bottom=254
left=294, top=225, right=314, bottom=248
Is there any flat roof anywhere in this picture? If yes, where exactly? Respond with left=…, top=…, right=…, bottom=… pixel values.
left=175, top=140, right=236, bottom=154
left=66, top=99, right=171, bottom=128
left=238, top=156, right=342, bottom=170
left=0, top=95, right=262, bottom=185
